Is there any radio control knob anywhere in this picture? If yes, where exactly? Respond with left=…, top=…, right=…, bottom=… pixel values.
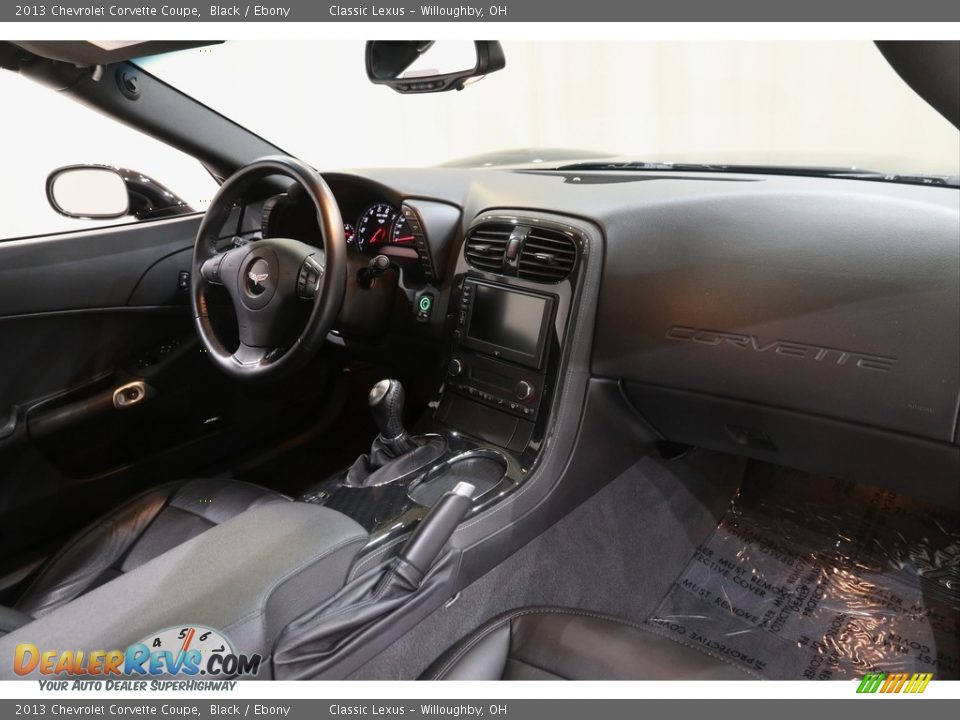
left=515, top=381, right=534, bottom=401
left=447, top=359, right=463, bottom=377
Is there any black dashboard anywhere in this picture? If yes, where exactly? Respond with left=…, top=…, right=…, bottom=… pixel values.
left=247, top=166, right=960, bottom=509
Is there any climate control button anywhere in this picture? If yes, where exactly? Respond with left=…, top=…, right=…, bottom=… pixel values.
left=515, top=380, right=534, bottom=401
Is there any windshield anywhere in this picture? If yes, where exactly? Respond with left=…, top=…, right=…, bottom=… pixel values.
left=137, top=40, right=960, bottom=177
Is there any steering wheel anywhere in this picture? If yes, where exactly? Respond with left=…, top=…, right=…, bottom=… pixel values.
left=190, top=156, right=346, bottom=380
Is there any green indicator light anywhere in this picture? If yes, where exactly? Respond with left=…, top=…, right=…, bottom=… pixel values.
left=419, top=296, right=433, bottom=311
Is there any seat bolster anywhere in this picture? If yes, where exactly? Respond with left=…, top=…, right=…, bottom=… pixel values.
left=0, top=502, right=369, bottom=679
left=13, top=479, right=289, bottom=618
left=12, top=483, right=177, bottom=618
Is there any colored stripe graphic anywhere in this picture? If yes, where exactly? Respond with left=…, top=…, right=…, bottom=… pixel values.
left=856, top=672, right=932, bottom=694
left=856, top=673, right=885, bottom=693
left=908, top=673, right=933, bottom=693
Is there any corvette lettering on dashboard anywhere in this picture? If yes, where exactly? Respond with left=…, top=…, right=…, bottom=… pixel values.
left=664, top=326, right=897, bottom=372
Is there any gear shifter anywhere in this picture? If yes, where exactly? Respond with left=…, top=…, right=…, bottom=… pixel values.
left=343, top=379, right=445, bottom=488
left=368, top=379, right=417, bottom=456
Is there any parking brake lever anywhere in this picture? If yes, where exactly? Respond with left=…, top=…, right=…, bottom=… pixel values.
left=392, top=481, right=475, bottom=589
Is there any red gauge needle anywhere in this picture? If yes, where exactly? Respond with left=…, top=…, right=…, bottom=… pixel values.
left=395, top=235, right=415, bottom=243
left=371, top=227, right=385, bottom=244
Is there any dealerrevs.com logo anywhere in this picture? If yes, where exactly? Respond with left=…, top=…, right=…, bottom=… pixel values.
left=14, top=625, right=262, bottom=679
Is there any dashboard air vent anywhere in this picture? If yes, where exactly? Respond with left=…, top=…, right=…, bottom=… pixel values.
left=464, top=223, right=513, bottom=273
left=518, top=227, right=577, bottom=282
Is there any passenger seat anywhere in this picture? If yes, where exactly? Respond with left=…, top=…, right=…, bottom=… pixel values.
left=421, top=607, right=755, bottom=680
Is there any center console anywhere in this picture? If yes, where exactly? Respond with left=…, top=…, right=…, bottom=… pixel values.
left=445, top=278, right=554, bottom=422
left=281, top=211, right=596, bottom=678
left=305, top=213, right=584, bottom=555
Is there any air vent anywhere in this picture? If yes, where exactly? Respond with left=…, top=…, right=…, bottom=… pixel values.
left=464, top=223, right=513, bottom=273
left=518, top=227, right=577, bottom=282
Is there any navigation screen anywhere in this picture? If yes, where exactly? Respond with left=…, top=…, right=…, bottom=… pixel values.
left=466, top=284, right=548, bottom=359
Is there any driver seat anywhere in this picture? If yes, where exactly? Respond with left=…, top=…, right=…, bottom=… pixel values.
left=8, top=478, right=286, bottom=624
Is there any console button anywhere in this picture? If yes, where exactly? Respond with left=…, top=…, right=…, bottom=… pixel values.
left=515, top=381, right=534, bottom=401
left=447, top=359, right=463, bottom=377
left=415, top=291, right=435, bottom=323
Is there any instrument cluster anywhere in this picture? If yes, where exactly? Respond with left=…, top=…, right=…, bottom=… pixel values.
left=261, top=194, right=415, bottom=256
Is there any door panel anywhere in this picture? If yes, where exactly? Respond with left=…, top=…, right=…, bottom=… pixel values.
left=0, top=214, right=200, bottom=316
left=0, top=214, right=331, bottom=594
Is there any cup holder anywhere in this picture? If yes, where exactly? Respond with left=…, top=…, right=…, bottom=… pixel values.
left=408, top=449, right=508, bottom=507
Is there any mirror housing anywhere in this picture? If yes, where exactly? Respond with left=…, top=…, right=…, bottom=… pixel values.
left=46, top=165, right=194, bottom=221
left=366, top=40, right=505, bottom=94
left=46, top=165, right=128, bottom=219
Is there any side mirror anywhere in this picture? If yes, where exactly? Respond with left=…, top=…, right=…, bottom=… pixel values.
left=46, top=165, right=129, bottom=219
left=365, top=40, right=505, bottom=94
left=46, top=165, right=194, bottom=221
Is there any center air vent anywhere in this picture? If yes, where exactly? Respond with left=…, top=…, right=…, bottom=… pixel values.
left=518, top=227, right=577, bottom=282
left=464, top=223, right=512, bottom=272
left=465, top=220, right=579, bottom=283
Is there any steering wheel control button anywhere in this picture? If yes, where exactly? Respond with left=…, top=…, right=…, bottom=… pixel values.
left=297, top=256, right=325, bottom=299
left=416, top=291, right=435, bottom=323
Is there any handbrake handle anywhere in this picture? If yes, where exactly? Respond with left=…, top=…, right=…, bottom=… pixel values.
left=395, top=481, right=475, bottom=587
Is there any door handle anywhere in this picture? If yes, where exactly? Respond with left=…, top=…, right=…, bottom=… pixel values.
left=112, top=381, right=155, bottom=410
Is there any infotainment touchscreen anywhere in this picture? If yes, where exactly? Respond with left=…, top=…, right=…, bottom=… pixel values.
left=463, top=281, right=554, bottom=368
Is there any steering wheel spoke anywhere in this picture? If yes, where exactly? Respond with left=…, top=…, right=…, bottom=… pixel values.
left=199, top=255, right=225, bottom=285
left=231, top=342, right=286, bottom=368
left=202, top=246, right=246, bottom=284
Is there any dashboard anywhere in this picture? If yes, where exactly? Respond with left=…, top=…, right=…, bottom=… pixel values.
left=246, top=165, right=959, bottom=509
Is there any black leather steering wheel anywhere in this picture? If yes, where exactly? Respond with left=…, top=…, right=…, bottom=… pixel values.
left=190, top=156, right=346, bottom=380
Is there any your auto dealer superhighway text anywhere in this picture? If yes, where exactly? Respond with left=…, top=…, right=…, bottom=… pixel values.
left=44, top=5, right=291, bottom=17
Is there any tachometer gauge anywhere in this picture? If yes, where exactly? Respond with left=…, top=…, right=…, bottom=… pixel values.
left=355, top=203, right=397, bottom=252
left=390, top=215, right=417, bottom=245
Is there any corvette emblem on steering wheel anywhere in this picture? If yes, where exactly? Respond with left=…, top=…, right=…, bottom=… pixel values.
left=246, top=267, right=270, bottom=295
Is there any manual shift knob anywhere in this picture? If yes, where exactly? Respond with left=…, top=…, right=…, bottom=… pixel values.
left=369, top=379, right=407, bottom=440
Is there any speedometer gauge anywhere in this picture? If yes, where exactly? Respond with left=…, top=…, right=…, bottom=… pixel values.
left=390, top=215, right=416, bottom=245
left=355, top=203, right=397, bottom=252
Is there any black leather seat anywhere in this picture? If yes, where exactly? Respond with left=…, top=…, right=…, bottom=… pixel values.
left=10, top=478, right=287, bottom=621
left=422, top=607, right=754, bottom=680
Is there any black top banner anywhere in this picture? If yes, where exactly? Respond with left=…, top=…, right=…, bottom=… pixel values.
left=6, top=0, right=960, bottom=22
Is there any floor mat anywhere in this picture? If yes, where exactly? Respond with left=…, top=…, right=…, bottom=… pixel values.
left=647, top=464, right=960, bottom=680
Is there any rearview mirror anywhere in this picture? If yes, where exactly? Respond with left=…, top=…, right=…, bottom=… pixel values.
left=365, top=41, right=505, bottom=94
left=46, top=165, right=129, bottom=219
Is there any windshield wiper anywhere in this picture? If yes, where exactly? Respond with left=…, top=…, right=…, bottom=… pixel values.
left=556, top=161, right=960, bottom=188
